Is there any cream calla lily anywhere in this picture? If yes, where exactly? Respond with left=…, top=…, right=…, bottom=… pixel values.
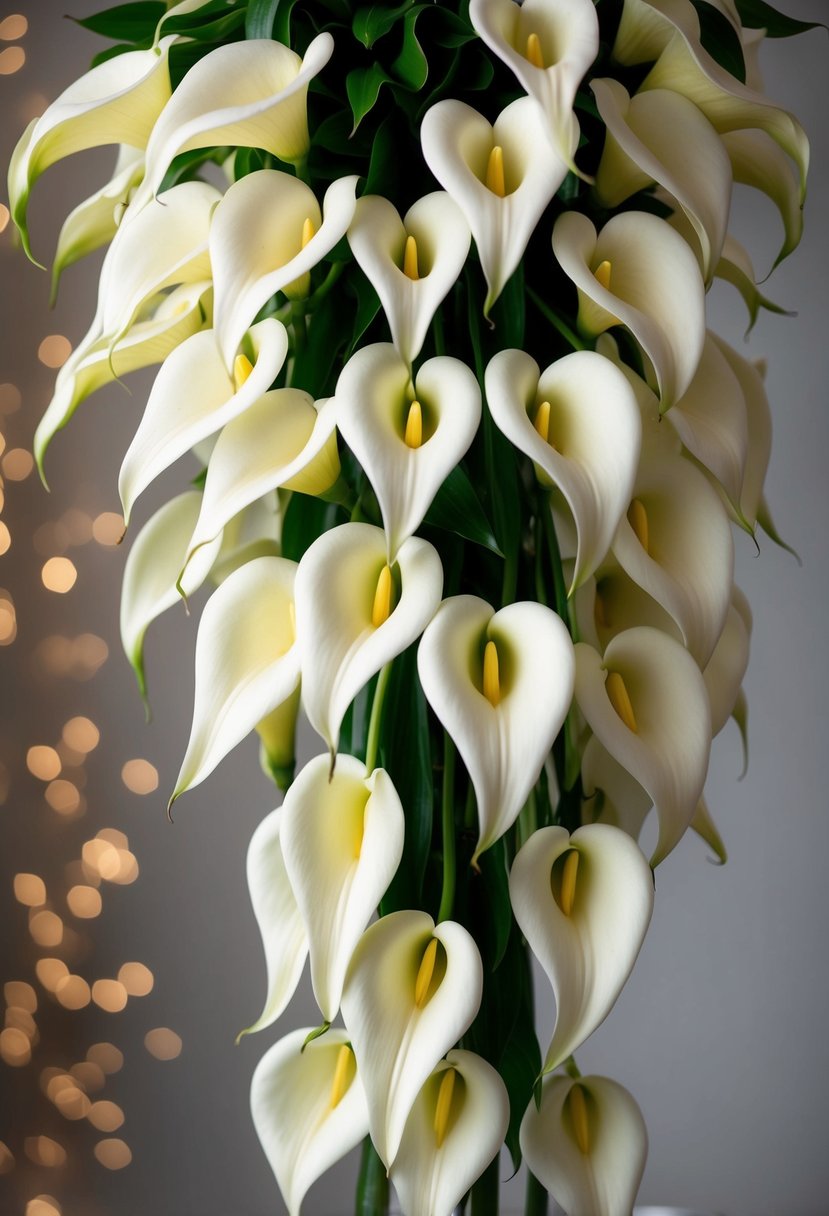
left=520, top=1072, right=648, bottom=1216
left=243, top=808, right=309, bottom=1036
left=347, top=192, right=471, bottom=366
left=335, top=344, right=481, bottom=559
left=120, top=491, right=223, bottom=700
left=118, top=318, right=289, bottom=525
left=7, top=38, right=173, bottom=260
left=208, top=493, right=283, bottom=585
left=713, top=233, right=793, bottom=332
left=294, top=523, right=443, bottom=756
left=581, top=734, right=653, bottom=844
left=280, top=754, right=405, bottom=1023
left=591, top=78, right=731, bottom=281
left=613, top=0, right=739, bottom=64
left=129, top=34, right=334, bottom=212
left=251, top=1027, right=369, bottom=1216
left=703, top=587, right=751, bottom=737
left=722, top=129, right=803, bottom=268
left=390, top=1049, right=509, bottom=1216
left=420, top=96, right=571, bottom=315
left=341, top=911, right=483, bottom=1168
left=469, top=0, right=598, bottom=169
left=576, top=560, right=680, bottom=656
left=485, top=348, right=641, bottom=590
left=171, top=556, right=300, bottom=804
left=710, top=335, right=772, bottom=531
left=574, top=627, right=712, bottom=866
left=691, top=797, right=727, bottom=865
left=510, top=824, right=654, bottom=1072
left=417, top=596, right=575, bottom=864
left=211, top=170, right=359, bottom=368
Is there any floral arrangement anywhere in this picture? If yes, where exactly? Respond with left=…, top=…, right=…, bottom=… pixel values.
left=8, top=0, right=817, bottom=1212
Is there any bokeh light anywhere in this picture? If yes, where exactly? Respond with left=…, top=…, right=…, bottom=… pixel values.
left=66, top=885, right=102, bottom=918
left=0, top=45, right=25, bottom=73
left=41, top=557, right=78, bottom=593
left=37, top=335, right=72, bottom=369
left=0, top=383, right=21, bottom=414
left=24, top=1137, right=67, bottom=1168
left=54, top=975, right=91, bottom=1011
left=91, top=980, right=128, bottom=1013
left=0, top=1025, right=32, bottom=1066
left=2, top=447, right=34, bottom=480
left=144, top=1028, right=182, bottom=1061
left=5, top=981, right=37, bottom=1012
left=29, top=910, right=64, bottom=948
left=87, top=1042, right=124, bottom=1076
left=27, top=746, right=61, bottom=780
left=45, top=779, right=82, bottom=816
left=0, top=1140, right=14, bottom=1173
left=62, top=716, right=100, bottom=753
left=118, top=962, right=153, bottom=997
left=92, top=511, right=125, bottom=545
left=0, top=521, right=11, bottom=556
left=14, top=873, right=46, bottom=907
left=87, top=1101, right=125, bottom=1133
left=94, top=1138, right=132, bottom=1170
left=0, top=13, right=28, bottom=38
left=35, top=959, right=68, bottom=993
left=121, top=759, right=159, bottom=795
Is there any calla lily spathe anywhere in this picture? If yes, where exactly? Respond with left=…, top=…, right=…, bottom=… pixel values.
left=552, top=209, right=706, bottom=409
left=510, top=824, right=654, bottom=1072
left=7, top=37, right=174, bottom=260
left=347, top=192, right=471, bottom=366
left=709, top=335, right=771, bottom=531
left=591, top=78, right=731, bottom=281
left=243, top=807, right=308, bottom=1037
left=417, top=596, right=575, bottom=864
left=251, top=1027, right=369, bottom=1216
left=574, top=626, right=712, bottom=865
left=280, top=754, right=405, bottom=1023
left=171, top=556, right=300, bottom=805
left=118, top=317, right=289, bottom=525
left=421, top=96, right=571, bottom=315
left=391, top=1049, right=509, bottom=1216
left=520, top=1072, right=648, bottom=1216
left=612, top=0, right=738, bottom=65
left=485, top=348, right=642, bottom=591
left=703, top=586, right=752, bottom=737
left=294, top=522, right=443, bottom=756
left=468, top=0, right=599, bottom=170
left=210, top=170, right=359, bottom=368
left=341, top=910, right=483, bottom=1168
left=335, top=344, right=481, bottom=559
left=722, top=128, right=803, bottom=268
left=581, top=734, right=652, bottom=844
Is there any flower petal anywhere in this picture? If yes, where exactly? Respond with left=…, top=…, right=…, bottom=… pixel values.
left=713, top=233, right=794, bottom=332
left=709, top=335, right=771, bottom=530
left=703, top=587, right=751, bottom=737
left=581, top=734, right=653, bottom=844
left=722, top=128, right=803, bottom=268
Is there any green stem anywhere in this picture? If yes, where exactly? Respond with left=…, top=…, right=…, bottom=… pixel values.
left=437, top=733, right=457, bottom=923
left=527, top=286, right=587, bottom=351
left=308, top=261, right=344, bottom=309
left=563, top=1055, right=582, bottom=1079
left=470, top=1155, right=499, bottom=1216
left=524, top=1172, right=548, bottom=1216
left=365, top=662, right=392, bottom=772
left=355, top=1138, right=388, bottom=1216
left=540, top=497, right=571, bottom=634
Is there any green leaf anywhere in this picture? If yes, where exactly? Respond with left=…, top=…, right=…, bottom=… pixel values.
left=500, top=1014, right=542, bottom=1169
left=690, top=0, right=746, bottom=81
left=391, top=7, right=429, bottom=91
left=162, top=7, right=246, bottom=40
left=735, top=0, right=827, bottom=36
left=90, top=42, right=138, bottom=66
left=158, top=146, right=228, bottom=192
left=431, top=7, right=477, bottom=47
left=423, top=465, right=502, bottom=557
left=280, top=493, right=344, bottom=563
left=364, top=112, right=401, bottom=198
left=291, top=290, right=348, bottom=398
left=346, top=63, right=392, bottom=134
left=347, top=270, right=382, bottom=357
left=245, top=0, right=280, bottom=38
left=469, top=839, right=512, bottom=972
left=71, top=2, right=165, bottom=41
left=353, top=0, right=413, bottom=49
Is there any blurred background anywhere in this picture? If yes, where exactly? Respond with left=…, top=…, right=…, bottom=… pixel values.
left=0, top=3, right=827, bottom=1214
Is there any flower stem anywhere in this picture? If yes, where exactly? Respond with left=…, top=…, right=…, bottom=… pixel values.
left=524, top=1172, right=548, bottom=1216
left=540, top=496, right=572, bottom=637
left=527, top=285, right=587, bottom=351
left=437, top=733, right=457, bottom=923
left=470, top=1156, right=499, bottom=1216
left=364, top=662, right=392, bottom=772
left=355, top=1137, right=388, bottom=1216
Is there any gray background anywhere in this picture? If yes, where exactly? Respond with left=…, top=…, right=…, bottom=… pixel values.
left=0, top=2, right=827, bottom=1214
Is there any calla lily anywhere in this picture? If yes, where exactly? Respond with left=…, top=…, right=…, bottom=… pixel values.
left=613, top=0, right=739, bottom=64
left=294, top=522, right=443, bottom=756
left=703, top=587, right=751, bottom=737
left=251, top=1027, right=369, bottom=1216
left=210, top=170, right=359, bottom=368
left=256, top=688, right=302, bottom=791
left=591, top=78, right=731, bottom=281
left=280, top=754, right=405, bottom=1022
left=335, top=345, right=481, bottom=559
left=120, top=490, right=223, bottom=700
left=6, top=38, right=174, bottom=260
left=243, top=808, right=309, bottom=1036
left=468, top=0, right=598, bottom=170
left=128, top=34, right=334, bottom=214
left=722, top=129, right=803, bottom=267
left=118, top=317, right=289, bottom=525
left=581, top=734, right=653, bottom=844
left=552, top=210, right=705, bottom=408
left=510, top=824, right=654, bottom=1072
left=206, top=493, right=283, bottom=585
left=347, top=192, right=471, bottom=366
left=51, top=146, right=144, bottom=304
left=691, top=797, right=727, bottom=864
left=170, top=556, right=300, bottom=804
left=575, top=559, right=680, bottom=656
left=390, top=1049, right=509, bottom=1216
left=183, top=391, right=339, bottom=571
left=341, top=911, right=483, bottom=1167
left=520, top=1072, right=648, bottom=1216
left=420, top=96, right=570, bottom=315
left=485, top=348, right=641, bottom=590
left=574, top=627, right=712, bottom=866
left=713, top=233, right=794, bottom=332
left=710, top=335, right=772, bottom=530
left=417, top=596, right=575, bottom=864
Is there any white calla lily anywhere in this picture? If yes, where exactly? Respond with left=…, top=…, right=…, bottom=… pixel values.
left=295, top=522, right=443, bottom=756
left=722, top=129, right=803, bottom=267
left=347, top=192, right=471, bottom=366
left=242, top=808, right=308, bottom=1037
left=704, top=587, right=752, bottom=736
left=613, top=0, right=739, bottom=64
left=691, top=797, right=727, bottom=864
left=118, top=317, right=288, bottom=525
left=710, top=336, right=772, bottom=531
left=120, top=490, right=223, bottom=701
left=207, top=493, right=283, bottom=585
left=251, top=1027, right=369, bottom=1216
left=713, top=233, right=793, bottom=332
left=7, top=38, right=173, bottom=260
left=129, top=34, right=334, bottom=211
left=468, top=0, right=598, bottom=169
left=486, top=348, right=641, bottom=590
left=211, top=170, right=359, bottom=367
left=581, top=734, right=653, bottom=844
left=552, top=209, right=705, bottom=409
left=418, top=596, right=575, bottom=864
left=280, top=754, right=405, bottom=1022
left=574, top=627, right=712, bottom=866
left=391, top=1049, right=509, bottom=1216
left=591, top=78, right=731, bottom=281
left=335, top=344, right=481, bottom=559
left=171, top=556, right=300, bottom=805
left=421, top=96, right=570, bottom=315
left=576, top=560, right=679, bottom=656
left=510, top=824, right=653, bottom=1072
left=520, top=1072, right=648, bottom=1216
left=341, top=911, right=483, bottom=1167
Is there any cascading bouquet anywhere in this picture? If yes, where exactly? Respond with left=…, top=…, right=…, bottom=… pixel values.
left=9, top=0, right=816, bottom=1211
